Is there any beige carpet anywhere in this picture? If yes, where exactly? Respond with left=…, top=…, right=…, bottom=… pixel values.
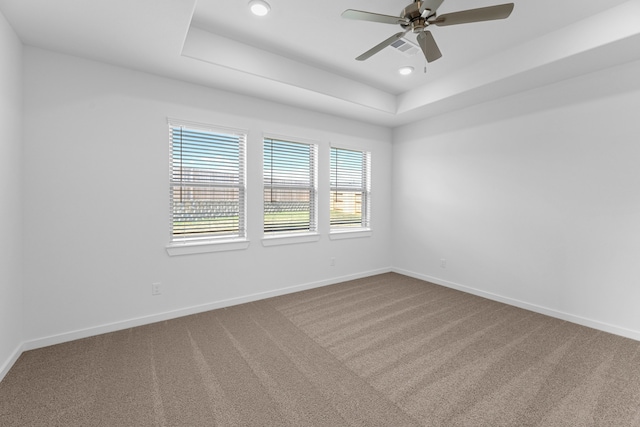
left=2, top=273, right=640, bottom=426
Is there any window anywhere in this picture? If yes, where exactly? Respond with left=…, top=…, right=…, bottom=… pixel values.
left=169, top=121, right=246, bottom=243
left=263, top=137, right=317, bottom=234
left=330, top=147, right=371, bottom=230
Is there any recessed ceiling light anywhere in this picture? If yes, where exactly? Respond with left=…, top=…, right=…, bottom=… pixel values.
left=249, top=0, right=271, bottom=16
left=398, top=66, right=414, bottom=76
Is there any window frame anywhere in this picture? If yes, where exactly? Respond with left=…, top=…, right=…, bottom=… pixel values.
left=329, top=146, right=371, bottom=235
left=166, top=119, right=248, bottom=255
left=262, top=135, right=319, bottom=242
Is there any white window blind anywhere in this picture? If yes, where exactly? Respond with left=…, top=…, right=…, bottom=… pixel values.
left=330, top=147, right=371, bottom=229
left=263, top=137, right=317, bottom=234
left=169, top=122, right=246, bottom=242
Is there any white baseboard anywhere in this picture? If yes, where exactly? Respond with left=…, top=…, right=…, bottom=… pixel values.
left=393, top=267, right=640, bottom=342
left=0, top=342, right=24, bottom=383
left=22, top=267, right=392, bottom=352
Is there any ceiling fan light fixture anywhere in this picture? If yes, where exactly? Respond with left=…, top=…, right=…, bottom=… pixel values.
left=398, top=66, right=414, bottom=75
left=249, top=0, right=270, bottom=16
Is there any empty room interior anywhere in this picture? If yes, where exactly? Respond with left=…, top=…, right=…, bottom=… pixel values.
left=2, top=0, right=640, bottom=425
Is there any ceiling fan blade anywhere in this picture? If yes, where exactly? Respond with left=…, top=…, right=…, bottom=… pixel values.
left=341, top=9, right=408, bottom=25
left=432, top=3, right=514, bottom=26
left=416, top=31, right=442, bottom=63
left=356, top=31, right=409, bottom=61
left=419, top=0, right=445, bottom=17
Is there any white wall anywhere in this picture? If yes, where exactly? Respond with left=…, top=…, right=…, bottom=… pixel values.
left=392, top=59, right=640, bottom=340
left=22, top=47, right=393, bottom=346
left=0, top=10, right=23, bottom=379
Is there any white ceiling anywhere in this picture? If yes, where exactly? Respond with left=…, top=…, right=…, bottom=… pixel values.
left=1, top=0, right=639, bottom=127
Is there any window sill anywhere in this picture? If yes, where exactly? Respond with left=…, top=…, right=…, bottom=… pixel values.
left=262, top=233, right=321, bottom=247
left=166, top=238, right=250, bottom=256
left=329, top=229, right=372, bottom=240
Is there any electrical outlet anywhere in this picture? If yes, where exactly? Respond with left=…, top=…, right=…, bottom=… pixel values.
left=440, top=259, right=447, bottom=268
left=330, top=257, right=336, bottom=267
left=152, top=282, right=161, bottom=296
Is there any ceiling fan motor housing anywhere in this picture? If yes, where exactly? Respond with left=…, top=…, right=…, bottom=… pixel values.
left=401, top=2, right=429, bottom=33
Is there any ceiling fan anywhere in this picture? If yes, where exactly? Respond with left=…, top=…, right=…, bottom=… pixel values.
left=341, top=0, right=514, bottom=63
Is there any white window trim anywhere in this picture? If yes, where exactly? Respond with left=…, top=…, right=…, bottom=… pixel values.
left=329, top=229, right=372, bottom=240
left=261, top=232, right=321, bottom=247
left=329, top=146, right=371, bottom=232
left=166, top=238, right=250, bottom=256
left=263, top=135, right=319, bottom=237
left=168, top=118, right=248, bottom=252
